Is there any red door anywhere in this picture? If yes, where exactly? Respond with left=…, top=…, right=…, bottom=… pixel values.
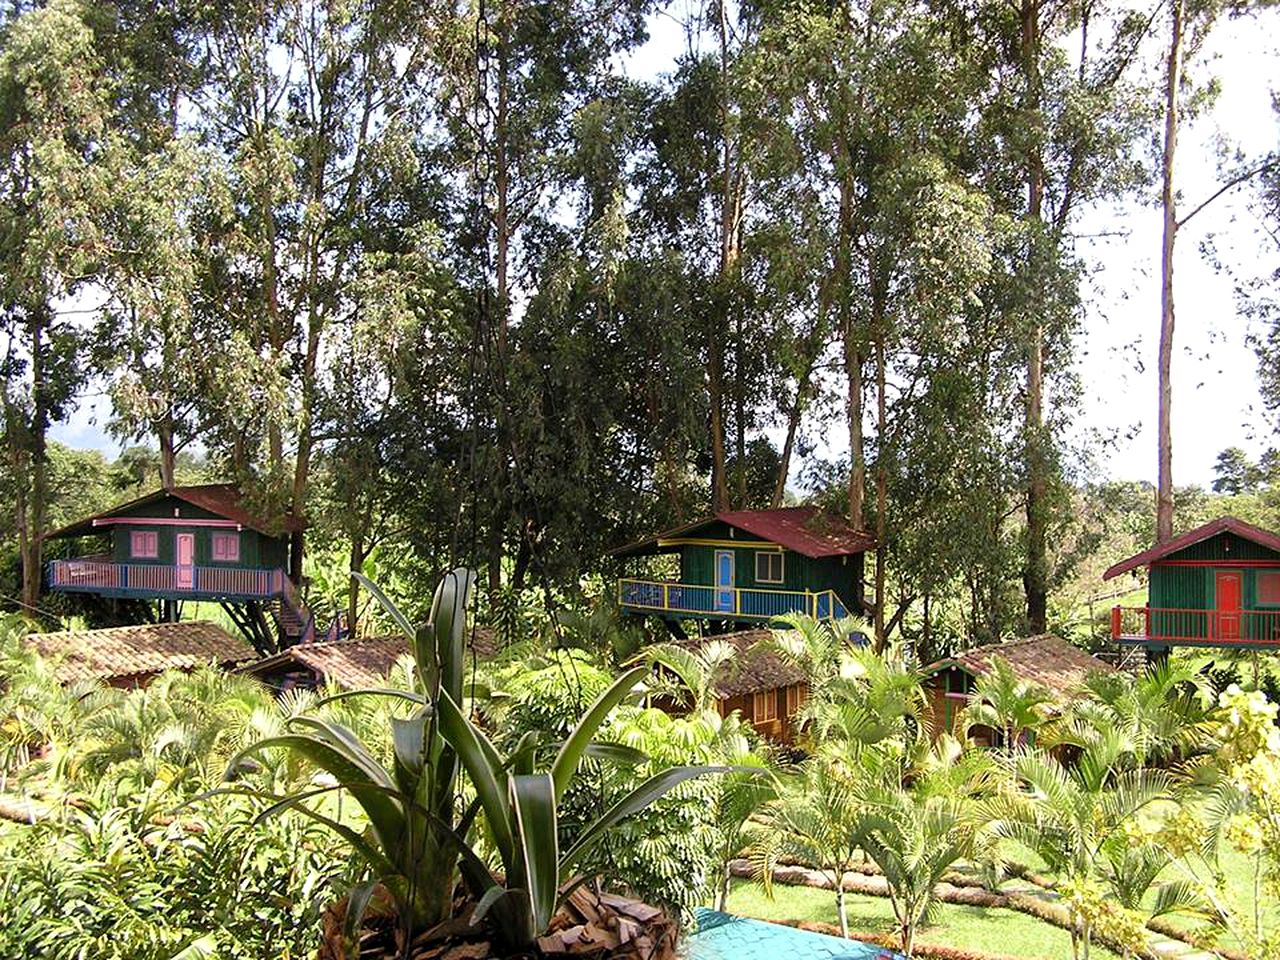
left=1216, top=571, right=1242, bottom=641
left=176, top=533, right=195, bottom=590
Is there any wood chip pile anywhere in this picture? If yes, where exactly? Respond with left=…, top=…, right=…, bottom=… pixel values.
left=320, top=885, right=678, bottom=960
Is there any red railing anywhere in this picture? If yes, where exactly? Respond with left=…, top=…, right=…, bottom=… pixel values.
left=1111, top=605, right=1280, bottom=646
left=47, top=560, right=286, bottom=600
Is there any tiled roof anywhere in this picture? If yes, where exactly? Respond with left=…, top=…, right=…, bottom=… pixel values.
left=673, top=629, right=807, bottom=699
left=242, top=627, right=498, bottom=690
left=1103, top=515, right=1280, bottom=579
left=611, top=507, right=875, bottom=559
left=924, top=635, right=1113, bottom=699
left=46, top=483, right=303, bottom=539
left=26, top=621, right=256, bottom=684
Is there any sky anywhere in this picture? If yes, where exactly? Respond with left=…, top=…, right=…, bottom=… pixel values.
left=51, top=9, right=1279, bottom=491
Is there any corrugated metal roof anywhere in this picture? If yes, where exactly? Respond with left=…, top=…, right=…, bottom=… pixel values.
left=46, top=484, right=303, bottom=540
left=26, top=621, right=256, bottom=684
left=923, top=635, right=1113, bottom=699
left=1102, top=516, right=1280, bottom=580
left=610, top=508, right=875, bottom=560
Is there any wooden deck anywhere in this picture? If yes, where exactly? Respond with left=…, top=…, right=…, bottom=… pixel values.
left=1110, top=605, right=1280, bottom=648
left=47, top=559, right=288, bottom=602
left=618, top=578, right=851, bottom=621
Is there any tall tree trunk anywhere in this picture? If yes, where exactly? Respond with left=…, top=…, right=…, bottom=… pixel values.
left=773, top=298, right=828, bottom=507
left=772, top=372, right=810, bottom=508
left=1157, top=0, right=1184, bottom=544
left=874, top=333, right=888, bottom=649
left=709, top=0, right=738, bottom=514
left=1021, top=0, right=1049, bottom=633
left=347, top=532, right=365, bottom=635
left=19, top=308, right=50, bottom=615
left=735, top=305, right=746, bottom=505
left=157, top=420, right=176, bottom=489
left=839, top=175, right=864, bottom=529
left=485, top=25, right=514, bottom=591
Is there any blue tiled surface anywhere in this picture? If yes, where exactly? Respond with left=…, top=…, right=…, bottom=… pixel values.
left=685, top=909, right=902, bottom=960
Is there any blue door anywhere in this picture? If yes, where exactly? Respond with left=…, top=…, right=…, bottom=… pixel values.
left=715, top=550, right=735, bottom=614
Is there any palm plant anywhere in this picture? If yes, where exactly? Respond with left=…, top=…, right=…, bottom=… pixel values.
left=851, top=788, right=971, bottom=957
left=635, top=639, right=737, bottom=713
left=959, top=656, right=1053, bottom=749
left=1071, top=659, right=1212, bottom=768
left=809, top=645, right=926, bottom=750
left=762, top=612, right=871, bottom=705
left=984, top=730, right=1174, bottom=960
left=753, top=758, right=864, bottom=937
left=842, top=735, right=995, bottom=957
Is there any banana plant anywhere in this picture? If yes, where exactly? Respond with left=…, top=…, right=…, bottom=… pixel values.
left=435, top=665, right=729, bottom=951
left=224, top=568, right=477, bottom=936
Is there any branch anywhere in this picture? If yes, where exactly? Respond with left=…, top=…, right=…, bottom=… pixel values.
left=1177, top=157, right=1280, bottom=229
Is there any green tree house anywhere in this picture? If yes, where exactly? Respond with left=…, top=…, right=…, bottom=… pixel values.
left=610, top=507, right=874, bottom=630
left=44, top=484, right=315, bottom=653
left=1104, top=516, right=1280, bottom=650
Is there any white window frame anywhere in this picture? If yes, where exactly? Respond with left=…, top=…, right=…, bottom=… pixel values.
left=755, top=551, right=784, bottom=584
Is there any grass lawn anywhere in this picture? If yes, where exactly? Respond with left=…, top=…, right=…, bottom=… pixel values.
left=720, top=879, right=1122, bottom=960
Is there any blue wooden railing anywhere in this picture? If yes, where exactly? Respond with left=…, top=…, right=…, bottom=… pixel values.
left=618, top=578, right=851, bottom=621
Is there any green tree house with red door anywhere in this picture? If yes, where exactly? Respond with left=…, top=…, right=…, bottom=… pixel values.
left=1105, top=516, right=1280, bottom=650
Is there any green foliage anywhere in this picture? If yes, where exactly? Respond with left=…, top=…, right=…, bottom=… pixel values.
left=230, top=568, right=477, bottom=936
left=960, top=657, right=1054, bottom=750
left=0, top=793, right=355, bottom=960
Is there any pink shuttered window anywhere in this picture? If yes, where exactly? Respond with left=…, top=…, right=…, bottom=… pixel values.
left=1259, top=571, right=1280, bottom=605
left=212, top=533, right=240, bottom=563
left=130, top=530, right=158, bottom=558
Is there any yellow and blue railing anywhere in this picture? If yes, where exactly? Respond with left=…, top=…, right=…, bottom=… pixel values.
left=618, top=578, right=851, bottom=621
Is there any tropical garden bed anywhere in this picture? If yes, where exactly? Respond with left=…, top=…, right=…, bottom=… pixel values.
left=0, top=581, right=1278, bottom=960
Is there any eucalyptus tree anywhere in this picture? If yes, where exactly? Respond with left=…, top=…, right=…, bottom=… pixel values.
left=179, top=0, right=435, bottom=541
left=971, top=0, right=1153, bottom=628
left=0, top=0, right=127, bottom=611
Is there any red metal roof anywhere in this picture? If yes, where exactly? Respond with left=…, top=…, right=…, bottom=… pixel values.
left=47, top=484, right=303, bottom=540
left=1102, top=516, right=1280, bottom=580
left=610, top=507, right=875, bottom=559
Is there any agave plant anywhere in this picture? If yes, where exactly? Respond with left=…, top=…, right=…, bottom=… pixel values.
left=228, top=569, right=729, bottom=952
left=435, top=665, right=728, bottom=950
left=226, top=568, right=478, bottom=938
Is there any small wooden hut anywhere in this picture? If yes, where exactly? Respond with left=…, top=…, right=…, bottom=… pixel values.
left=25, top=621, right=255, bottom=688
left=663, top=630, right=810, bottom=743
left=920, top=635, right=1114, bottom=744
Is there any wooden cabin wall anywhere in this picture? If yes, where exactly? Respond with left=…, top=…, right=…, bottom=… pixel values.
left=677, top=530, right=861, bottom=608
left=104, top=497, right=290, bottom=570
left=1149, top=531, right=1280, bottom=641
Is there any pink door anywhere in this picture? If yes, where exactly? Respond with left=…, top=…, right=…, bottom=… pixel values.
left=1216, top=571, right=1242, bottom=641
left=176, top=534, right=195, bottom=590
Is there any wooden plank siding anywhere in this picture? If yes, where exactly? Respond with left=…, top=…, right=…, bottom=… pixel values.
left=101, top=499, right=290, bottom=571
left=676, top=527, right=864, bottom=615
left=1144, top=531, right=1280, bottom=644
